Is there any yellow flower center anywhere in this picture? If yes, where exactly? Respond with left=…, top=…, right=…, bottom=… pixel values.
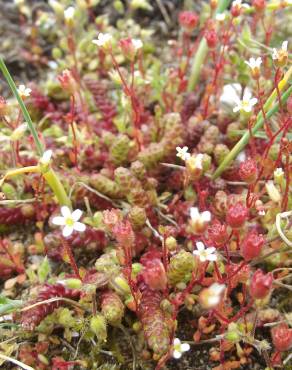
left=65, top=217, right=74, bottom=227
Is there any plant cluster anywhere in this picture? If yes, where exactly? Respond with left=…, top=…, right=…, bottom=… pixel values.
left=0, top=0, right=291, bottom=369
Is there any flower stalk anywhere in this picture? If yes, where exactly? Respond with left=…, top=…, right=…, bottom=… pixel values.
left=0, top=58, right=71, bottom=207
left=187, top=0, right=231, bottom=92
left=212, top=67, right=292, bottom=179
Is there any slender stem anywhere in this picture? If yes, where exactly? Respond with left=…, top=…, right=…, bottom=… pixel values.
left=212, top=84, right=292, bottom=179
left=0, top=58, right=44, bottom=156
left=187, top=0, right=231, bottom=91
left=0, top=58, right=71, bottom=207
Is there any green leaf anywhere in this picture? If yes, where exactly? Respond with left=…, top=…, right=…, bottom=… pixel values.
left=0, top=295, right=22, bottom=315
left=38, top=256, right=51, bottom=283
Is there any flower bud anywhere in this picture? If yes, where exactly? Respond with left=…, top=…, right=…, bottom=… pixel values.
left=239, top=158, right=258, bottom=184
left=179, top=11, right=199, bottom=33
left=205, top=29, right=218, bottom=49
left=101, top=291, right=125, bottom=326
left=271, top=323, right=292, bottom=352
left=165, top=236, right=177, bottom=251
left=226, top=202, right=248, bottom=229
left=252, top=0, right=266, bottom=11
left=0, top=96, right=10, bottom=116
left=58, top=69, right=76, bottom=94
left=249, top=269, right=273, bottom=299
left=119, top=38, right=143, bottom=61
left=240, top=232, right=265, bottom=261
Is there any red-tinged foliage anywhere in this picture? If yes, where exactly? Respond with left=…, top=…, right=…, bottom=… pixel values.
left=249, top=269, right=273, bottom=300
left=138, top=282, right=171, bottom=356
left=0, top=204, right=35, bottom=226
left=271, top=323, right=292, bottom=352
left=240, top=232, right=265, bottom=261
left=226, top=202, right=249, bottom=229
left=44, top=227, right=106, bottom=259
left=20, top=284, right=80, bottom=330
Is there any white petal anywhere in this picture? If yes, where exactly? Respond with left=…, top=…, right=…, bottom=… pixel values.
left=202, top=211, right=211, bottom=222
left=282, top=40, right=288, bottom=51
left=52, top=216, right=66, bottom=226
left=173, top=350, right=182, bottom=359
left=181, top=343, right=190, bottom=352
left=206, top=247, right=216, bottom=254
left=250, top=98, right=258, bottom=106
left=71, top=209, right=83, bottom=222
left=61, top=206, right=71, bottom=218
left=173, top=338, right=181, bottom=346
left=193, top=250, right=200, bottom=256
left=207, top=254, right=217, bottom=262
left=208, top=296, right=220, bottom=306
left=243, top=90, right=252, bottom=101
left=233, top=106, right=240, bottom=113
left=74, top=222, right=86, bottom=232
left=62, top=225, right=74, bottom=237
left=190, top=207, right=199, bottom=220
left=196, top=241, right=205, bottom=252
left=243, top=105, right=252, bottom=113
left=199, top=255, right=206, bottom=262
left=210, top=283, right=225, bottom=295
left=42, top=149, right=53, bottom=164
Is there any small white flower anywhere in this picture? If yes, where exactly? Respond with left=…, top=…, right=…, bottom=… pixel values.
left=172, top=338, right=190, bottom=359
left=176, top=146, right=191, bottom=161
left=199, top=283, right=226, bottom=309
left=64, top=6, right=75, bottom=20
left=274, top=167, right=284, bottom=177
left=132, top=38, right=143, bottom=51
left=245, top=57, right=262, bottom=70
left=216, top=13, right=226, bottom=22
left=190, top=207, right=211, bottom=223
left=92, top=33, right=113, bottom=50
left=220, top=84, right=251, bottom=112
left=52, top=206, right=86, bottom=238
left=258, top=209, right=266, bottom=216
left=17, top=84, right=31, bottom=98
left=40, top=149, right=53, bottom=166
left=186, top=153, right=204, bottom=171
left=232, top=0, right=249, bottom=8
left=272, top=41, right=288, bottom=60
left=193, top=241, right=217, bottom=262
left=233, top=90, right=258, bottom=113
